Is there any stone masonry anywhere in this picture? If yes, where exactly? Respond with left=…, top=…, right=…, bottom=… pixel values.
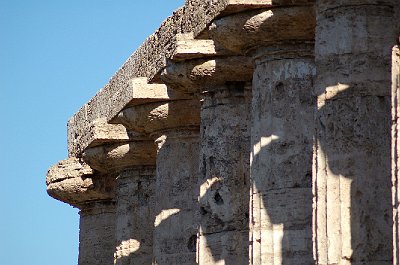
left=46, top=0, right=400, bottom=264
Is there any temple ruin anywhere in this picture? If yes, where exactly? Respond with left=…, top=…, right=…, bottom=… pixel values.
left=46, top=0, right=400, bottom=264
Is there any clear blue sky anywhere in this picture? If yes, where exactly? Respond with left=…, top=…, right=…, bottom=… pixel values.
left=0, top=1, right=183, bottom=264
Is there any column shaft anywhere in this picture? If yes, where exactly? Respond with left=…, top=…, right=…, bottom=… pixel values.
left=78, top=201, right=116, bottom=265
left=153, top=128, right=200, bottom=265
left=250, top=44, right=315, bottom=264
left=314, top=1, right=397, bottom=264
left=393, top=45, right=400, bottom=265
left=198, top=84, right=250, bottom=264
left=114, top=167, right=156, bottom=265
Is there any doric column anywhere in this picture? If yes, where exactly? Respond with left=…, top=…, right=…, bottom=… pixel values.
left=114, top=99, right=201, bottom=265
left=46, top=158, right=117, bottom=265
left=162, top=51, right=253, bottom=264
left=313, top=1, right=398, bottom=264
left=83, top=139, right=157, bottom=265
left=210, top=3, right=315, bottom=264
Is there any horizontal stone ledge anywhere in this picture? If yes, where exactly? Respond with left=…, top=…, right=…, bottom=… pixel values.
left=171, top=33, right=235, bottom=61
left=68, top=78, right=191, bottom=157
left=67, top=0, right=315, bottom=158
left=68, top=117, right=140, bottom=158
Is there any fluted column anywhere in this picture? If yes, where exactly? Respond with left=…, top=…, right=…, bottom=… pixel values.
left=115, top=99, right=201, bottom=265
left=250, top=44, right=315, bottom=265
left=393, top=44, right=400, bottom=265
left=46, top=158, right=117, bottom=265
left=161, top=52, right=253, bottom=264
left=198, top=84, right=251, bottom=264
left=210, top=4, right=315, bottom=264
left=314, top=1, right=397, bottom=264
left=79, top=201, right=117, bottom=265
left=83, top=139, right=157, bottom=265
left=114, top=168, right=155, bottom=265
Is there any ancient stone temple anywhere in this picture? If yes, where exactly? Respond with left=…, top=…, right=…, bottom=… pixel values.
left=46, top=0, right=400, bottom=264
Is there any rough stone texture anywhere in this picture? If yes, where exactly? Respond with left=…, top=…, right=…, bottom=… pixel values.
left=198, top=84, right=251, bottom=264
left=161, top=57, right=253, bottom=93
left=113, top=100, right=201, bottom=134
left=46, top=0, right=400, bottom=264
left=314, top=1, right=397, bottom=264
left=46, top=158, right=115, bottom=207
left=393, top=46, right=400, bottom=265
left=152, top=129, right=200, bottom=265
left=68, top=117, right=133, bottom=158
left=82, top=141, right=156, bottom=173
left=250, top=44, right=315, bottom=265
left=209, top=5, right=315, bottom=54
left=67, top=0, right=278, bottom=158
left=172, top=33, right=234, bottom=61
left=78, top=201, right=116, bottom=265
left=114, top=167, right=156, bottom=265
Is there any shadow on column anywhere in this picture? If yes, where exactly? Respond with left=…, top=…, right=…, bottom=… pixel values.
left=250, top=74, right=315, bottom=264
left=315, top=86, right=392, bottom=264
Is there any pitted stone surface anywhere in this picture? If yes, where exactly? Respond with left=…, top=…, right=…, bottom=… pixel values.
left=68, top=117, right=134, bottom=157
left=198, top=84, right=251, bottom=264
left=113, top=99, right=201, bottom=134
left=152, top=129, right=200, bottom=265
left=82, top=141, right=156, bottom=173
left=209, top=5, right=315, bottom=54
left=393, top=45, right=400, bottom=265
left=46, top=158, right=115, bottom=207
left=78, top=201, right=116, bottom=265
left=114, top=168, right=156, bottom=265
left=161, top=57, right=253, bottom=93
left=67, top=0, right=275, bottom=157
left=314, top=1, right=397, bottom=264
left=250, top=47, right=315, bottom=265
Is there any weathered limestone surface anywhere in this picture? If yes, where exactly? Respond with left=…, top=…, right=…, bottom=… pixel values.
left=210, top=3, right=316, bottom=264
left=80, top=133, right=158, bottom=265
left=314, top=1, right=397, bottom=264
left=112, top=98, right=201, bottom=265
left=250, top=44, right=315, bottom=265
left=198, top=84, right=251, bottom=265
left=114, top=168, right=156, bottom=265
left=393, top=45, right=400, bottom=265
left=46, top=158, right=118, bottom=265
left=47, top=0, right=400, bottom=265
left=153, top=128, right=200, bottom=265
left=46, top=158, right=115, bottom=208
left=79, top=201, right=116, bottom=265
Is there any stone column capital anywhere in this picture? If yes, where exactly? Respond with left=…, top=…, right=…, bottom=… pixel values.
left=82, top=140, right=157, bottom=174
left=46, top=158, right=116, bottom=208
left=161, top=56, right=253, bottom=93
left=208, top=5, right=315, bottom=55
left=112, top=99, right=201, bottom=136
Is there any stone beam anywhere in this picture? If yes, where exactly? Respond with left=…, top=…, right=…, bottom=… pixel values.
left=171, top=33, right=234, bottom=61
left=68, top=118, right=133, bottom=158
left=67, top=0, right=314, bottom=159
left=67, top=79, right=189, bottom=157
